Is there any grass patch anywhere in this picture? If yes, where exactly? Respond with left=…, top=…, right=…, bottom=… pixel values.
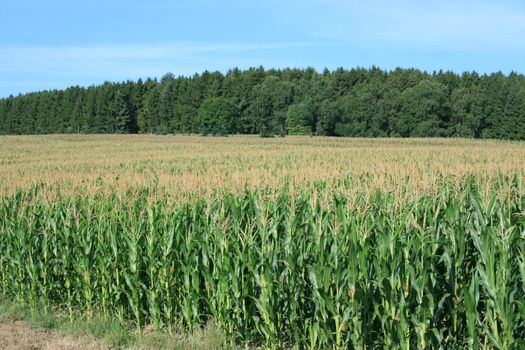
left=0, top=298, right=227, bottom=349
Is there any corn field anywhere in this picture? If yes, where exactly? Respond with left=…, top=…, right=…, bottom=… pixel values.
left=2, top=135, right=525, bottom=199
left=1, top=174, right=525, bottom=349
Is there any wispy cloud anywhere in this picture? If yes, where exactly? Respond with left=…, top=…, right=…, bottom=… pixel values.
left=0, top=41, right=308, bottom=95
left=1, top=0, right=524, bottom=97
left=371, top=0, right=525, bottom=50
left=0, top=42, right=304, bottom=71
left=271, top=0, right=525, bottom=51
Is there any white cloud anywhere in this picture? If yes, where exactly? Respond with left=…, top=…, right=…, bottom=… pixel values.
left=0, top=42, right=301, bottom=66
left=0, top=41, right=308, bottom=95
left=270, top=0, right=525, bottom=51
left=0, top=41, right=308, bottom=83
left=374, top=0, right=525, bottom=50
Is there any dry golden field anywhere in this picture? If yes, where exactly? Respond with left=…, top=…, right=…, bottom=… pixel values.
left=1, top=134, right=524, bottom=200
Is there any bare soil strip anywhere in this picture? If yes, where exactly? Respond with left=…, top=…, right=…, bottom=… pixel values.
left=0, top=318, right=107, bottom=350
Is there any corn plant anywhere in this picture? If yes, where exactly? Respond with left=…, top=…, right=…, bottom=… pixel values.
left=0, top=176, right=524, bottom=348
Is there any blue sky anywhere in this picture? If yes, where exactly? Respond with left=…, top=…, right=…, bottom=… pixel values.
left=1, top=0, right=524, bottom=97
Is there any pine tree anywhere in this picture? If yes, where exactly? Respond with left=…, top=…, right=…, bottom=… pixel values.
left=114, top=89, right=131, bottom=134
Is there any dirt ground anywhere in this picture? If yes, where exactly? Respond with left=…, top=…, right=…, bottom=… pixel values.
left=0, top=318, right=108, bottom=350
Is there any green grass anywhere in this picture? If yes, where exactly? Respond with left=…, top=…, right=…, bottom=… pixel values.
left=1, top=176, right=525, bottom=348
left=0, top=298, right=226, bottom=349
left=0, top=298, right=131, bottom=347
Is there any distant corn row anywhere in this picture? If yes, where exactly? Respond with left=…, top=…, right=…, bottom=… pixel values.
left=2, top=135, right=525, bottom=198
left=1, top=177, right=525, bottom=349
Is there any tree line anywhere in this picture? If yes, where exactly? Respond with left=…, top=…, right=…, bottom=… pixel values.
left=1, top=67, right=524, bottom=139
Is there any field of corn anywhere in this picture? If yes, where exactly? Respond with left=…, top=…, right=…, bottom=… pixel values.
left=1, top=135, right=525, bottom=349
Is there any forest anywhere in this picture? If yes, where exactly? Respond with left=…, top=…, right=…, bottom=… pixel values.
left=0, top=67, right=524, bottom=139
